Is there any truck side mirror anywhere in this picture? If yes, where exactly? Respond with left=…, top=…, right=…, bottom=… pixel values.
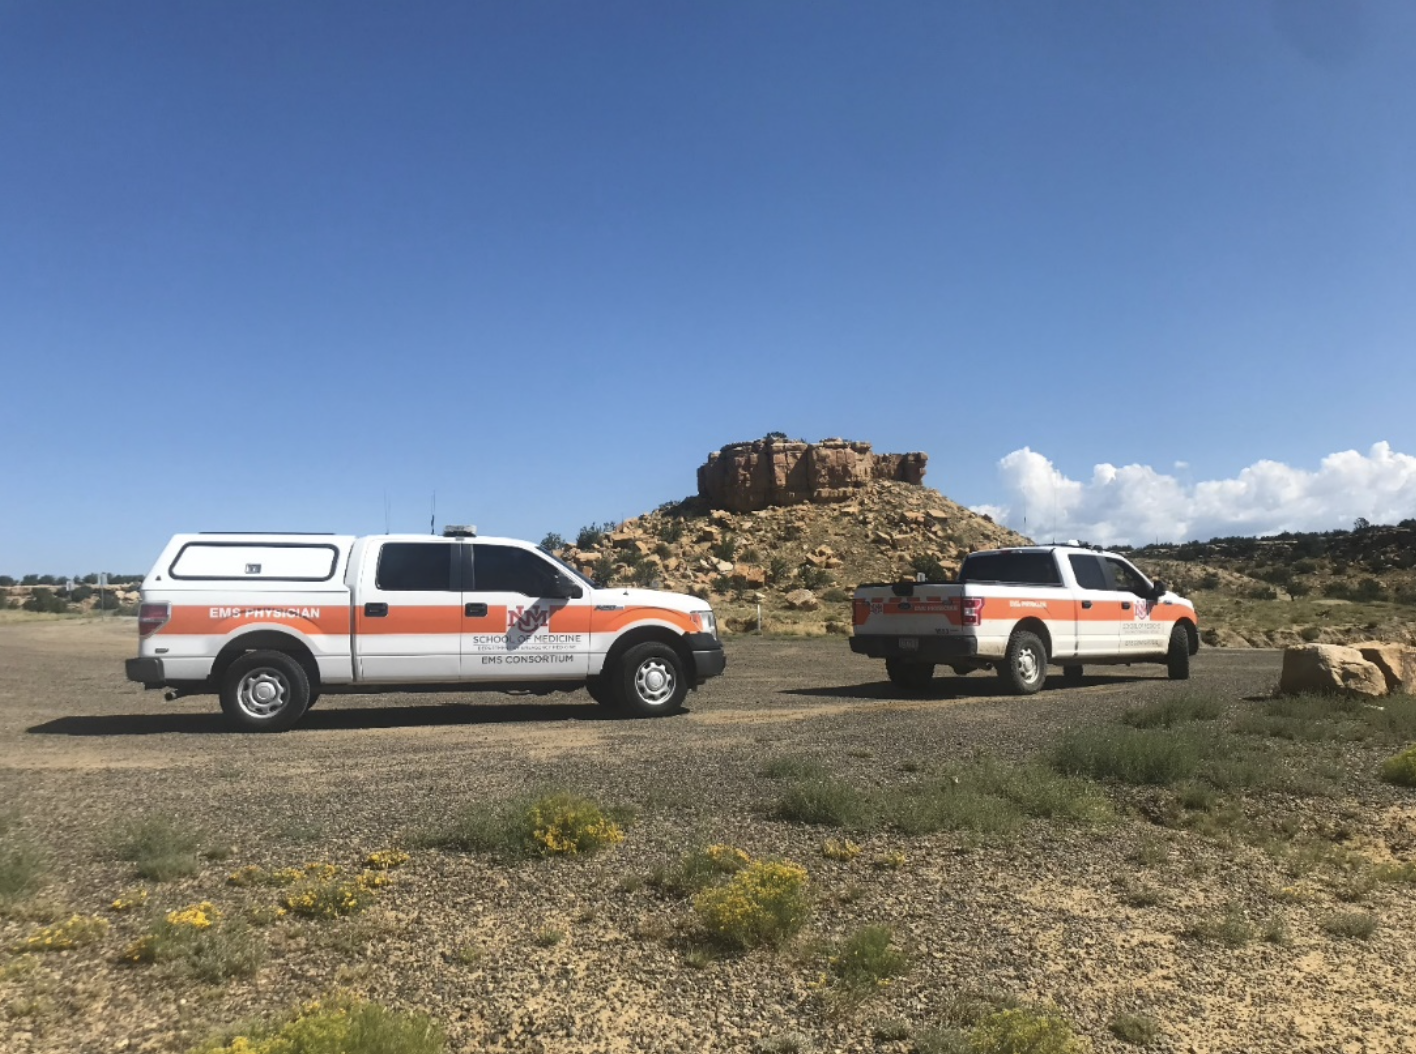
left=544, top=576, right=582, bottom=600
left=1150, top=580, right=1168, bottom=600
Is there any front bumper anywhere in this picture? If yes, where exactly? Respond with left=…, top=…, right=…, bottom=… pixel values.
left=849, top=634, right=980, bottom=662
left=125, top=656, right=166, bottom=687
left=686, top=633, right=727, bottom=682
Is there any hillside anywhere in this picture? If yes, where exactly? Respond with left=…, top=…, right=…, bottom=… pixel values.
left=555, top=476, right=1030, bottom=633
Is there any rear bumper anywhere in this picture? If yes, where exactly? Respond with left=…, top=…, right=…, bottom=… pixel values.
left=126, top=657, right=166, bottom=687
left=687, top=633, right=727, bottom=682
left=849, top=634, right=980, bottom=662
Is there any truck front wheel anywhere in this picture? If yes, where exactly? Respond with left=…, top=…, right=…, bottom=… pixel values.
left=1000, top=631, right=1047, bottom=695
left=615, top=642, right=688, bottom=717
left=885, top=658, right=935, bottom=691
left=220, top=651, right=311, bottom=732
left=1167, top=625, right=1191, bottom=680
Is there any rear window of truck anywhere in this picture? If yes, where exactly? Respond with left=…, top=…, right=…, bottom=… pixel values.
left=169, top=543, right=340, bottom=582
left=959, top=551, right=1062, bottom=586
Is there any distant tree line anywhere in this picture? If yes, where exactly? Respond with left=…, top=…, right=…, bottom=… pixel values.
left=0, top=573, right=143, bottom=587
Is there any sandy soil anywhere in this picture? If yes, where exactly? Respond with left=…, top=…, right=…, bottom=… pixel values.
left=1, top=618, right=1413, bottom=1053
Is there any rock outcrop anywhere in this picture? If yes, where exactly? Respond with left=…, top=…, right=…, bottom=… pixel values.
left=1355, top=641, right=1416, bottom=695
left=1278, top=644, right=1389, bottom=698
left=697, top=437, right=927, bottom=513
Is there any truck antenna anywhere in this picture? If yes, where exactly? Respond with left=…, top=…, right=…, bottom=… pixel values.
left=430, top=491, right=437, bottom=535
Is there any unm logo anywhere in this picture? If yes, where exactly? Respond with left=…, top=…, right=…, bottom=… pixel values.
left=1134, top=600, right=1151, bottom=622
left=508, top=605, right=550, bottom=633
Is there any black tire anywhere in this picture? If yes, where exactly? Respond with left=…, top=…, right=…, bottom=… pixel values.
left=219, top=651, right=310, bottom=732
left=1062, top=665, right=1083, bottom=686
left=1167, top=625, right=1191, bottom=680
left=585, top=676, right=622, bottom=712
left=886, top=658, right=935, bottom=690
left=999, top=631, right=1047, bottom=695
left=614, top=642, right=688, bottom=717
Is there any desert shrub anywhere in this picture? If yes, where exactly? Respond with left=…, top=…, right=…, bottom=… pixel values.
left=760, top=755, right=830, bottom=781
left=125, top=902, right=263, bottom=981
left=364, top=849, right=410, bottom=871
left=1121, top=694, right=1222, bottom=729
left=0, top=829, right=47, bottom=903
left=711, top=535, right=737, bottom=562
left=820, top=587, right=851, bottom=603
left=658, top=518, right=685, bottom=543
left=1300, top=625, right=1323, bottom=642
left=1109, top=1012, right=1159, bottom=1046
left=1053, top=726, right=1203, bottom=786
left=576, top=522, right=616, bottom=549
left=828, top=925, right=908, bottom=993
left=116, top=817, right=204, bottom=882
left=1380, top=746, right=1416, bottom=787
left=693, top=859, right=810, bottom=949
left=651, top=844, right=750, bottom=896
left=767, top=555, right=792, bottom=584
left=15, top=913, right=108, bottom=952
left=798, top=565, right=833, bottom=591
left=630, top=562, right=659, bottom=587
left=281, top=872, right=390, bottom=919
left=1355, top=578, right=1387, bottom=601
left=910, top=554, right=949, bottom=581
left=1198, top=572, right=1222, bottom=590
left=1182, top=903, right=1253, bottom=946
left=1320, top=910, right=1377, bottom=939
left=821, top=838, right=862, bottom=861
left=970, top=1007, right=1089, bottom=1054
left=68, top=584, right=95, bottom=603
left=539, top=532, right=565, bottom=551
left=22, top=588, right=69, bottom=614
left=773, top=779, right=874, bottom=828
left=423, top=792, right=624, bottom=860
left=194, top=995, right=443, bottom=1054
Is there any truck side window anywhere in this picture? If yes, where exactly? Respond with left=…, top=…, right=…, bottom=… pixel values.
left=471, top=544, right=562, bottom=596
left=376, top=543, right=456, bottom=591
left=959, top=551, right=1061, bottom=586
left=1103, top=558, right=1150, bottom=595
left=1068, top=554, right=1108, bottom=590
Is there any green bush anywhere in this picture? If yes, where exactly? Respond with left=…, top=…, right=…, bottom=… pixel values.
left=540, top=532, right=566, bottom=551
left=1121, top=694, right=1222, bottom=729
left=1379, top=745, right=1416, bottom=787
left=195, top=995, right=443, bottom=1054
left=125, top=903, right=263, bottom=982
left=693, top=859, right=810, bottom=949
left=910, top=554, right=949, bottom=581
left=773, top=779, right=873, bottom=828
left=828, top=925, right=909, bottom=993
left=21, top=589, right=69, bottom=614
left=0, top=830, right=47, bottom=904
left=423, top=792, right=624, bottom=860
left=1053, top=726, right=1203, bottom=786
left=117, top=817, right=205, bottom=881
left=1108, top=1012, right=1159, bottom=1046
left=970, top=1007, right=1089, bottom=1054
left=650, top=844, right=750, bottom=896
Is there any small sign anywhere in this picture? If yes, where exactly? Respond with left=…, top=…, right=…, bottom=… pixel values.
left=98, top=573, right=108, bottom=587
left=245, top=564, right=262, bottom=575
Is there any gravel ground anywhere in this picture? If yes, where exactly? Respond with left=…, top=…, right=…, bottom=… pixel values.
left=2, top=618, right=1414, bottom=1054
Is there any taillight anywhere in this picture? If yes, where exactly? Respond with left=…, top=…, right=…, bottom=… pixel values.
left=138, top=602, right=171, bottom=637
left=852, top=599, right=870, bottom=626
left=961, top=597, right=985, bottom=627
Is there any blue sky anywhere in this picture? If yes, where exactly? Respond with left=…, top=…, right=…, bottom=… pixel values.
left=3, top=0, right=1414, bottom=574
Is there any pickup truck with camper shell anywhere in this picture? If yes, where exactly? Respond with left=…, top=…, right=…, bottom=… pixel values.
left=850, top=544, right=1198, bottom=693
left=125, top=527, right=725, bottom=731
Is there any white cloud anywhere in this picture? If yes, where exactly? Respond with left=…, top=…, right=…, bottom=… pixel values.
left=974, top=442, right=1416, bottom=545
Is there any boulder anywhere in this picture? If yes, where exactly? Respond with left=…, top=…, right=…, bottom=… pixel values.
left=784, top=589, right=820, bottom=611
left=1355, top=642, right=1416, bottom=695
left=1278, top=644, right=1389, bottom=698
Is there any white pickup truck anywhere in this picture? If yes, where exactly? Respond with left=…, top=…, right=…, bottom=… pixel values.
left=126, top=528, right=725, bottom=730
left=850, top=545, right=1198, bottom=693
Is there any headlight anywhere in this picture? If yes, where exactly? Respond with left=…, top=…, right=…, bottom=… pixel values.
left=691, top=610, right=718, bottom=640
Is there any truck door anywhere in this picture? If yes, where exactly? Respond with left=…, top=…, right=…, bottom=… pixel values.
left=1103, top=556, right=1171, bottom=655
left=1067, top=554, right=1123, bottom=659
left=355, top=540, right=462, bottom=682
left=459, top=543, right=590, bottom=680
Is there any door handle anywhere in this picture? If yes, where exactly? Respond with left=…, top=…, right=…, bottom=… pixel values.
left=465, top=602, right=488, bottom=618
left=364, top=602, right=388, bottom=618
left=1120, top=601, right=1131, bottom=611
left=1081, top=600, right=1092, bottom=609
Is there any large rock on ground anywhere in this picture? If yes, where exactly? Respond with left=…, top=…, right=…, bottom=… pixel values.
left=697, top=437, right=927, bottom=512
left=1279, top=644, right=1388, bottom=698
left=1355, top=642, right=1416, bottom=695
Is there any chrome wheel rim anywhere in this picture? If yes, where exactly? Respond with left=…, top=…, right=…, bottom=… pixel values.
left=634, top=658, right=676, bottom=706
left=236, top=668, right=290, bottom=719
left=1016, top=647, right=1041, bottom=686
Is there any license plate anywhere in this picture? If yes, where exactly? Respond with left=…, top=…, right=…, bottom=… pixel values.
left=898, top=637, right=918, bottom=652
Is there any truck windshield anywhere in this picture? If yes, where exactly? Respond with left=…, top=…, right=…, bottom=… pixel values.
left=538, top=547, right=597, bottom=588
left=959, top=551, right=1062, bottom=586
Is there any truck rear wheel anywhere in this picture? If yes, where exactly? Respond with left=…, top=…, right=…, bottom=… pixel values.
left=220, top=651, right=310, bottom=732
left=885, top=658, right=935, bottom=691
left=1000, top=631, right=1047, bottom=695
left=615, top=642, right=688, bottom=717
left=1167, top=625, right=1191, bottom=680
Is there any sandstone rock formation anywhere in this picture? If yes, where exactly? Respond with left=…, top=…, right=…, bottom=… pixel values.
left=1278, top=644, right=1389, bottom=698
left=697, top=437, right=927, bottom=513
left=1355, top=642, right=1416, bottom=695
